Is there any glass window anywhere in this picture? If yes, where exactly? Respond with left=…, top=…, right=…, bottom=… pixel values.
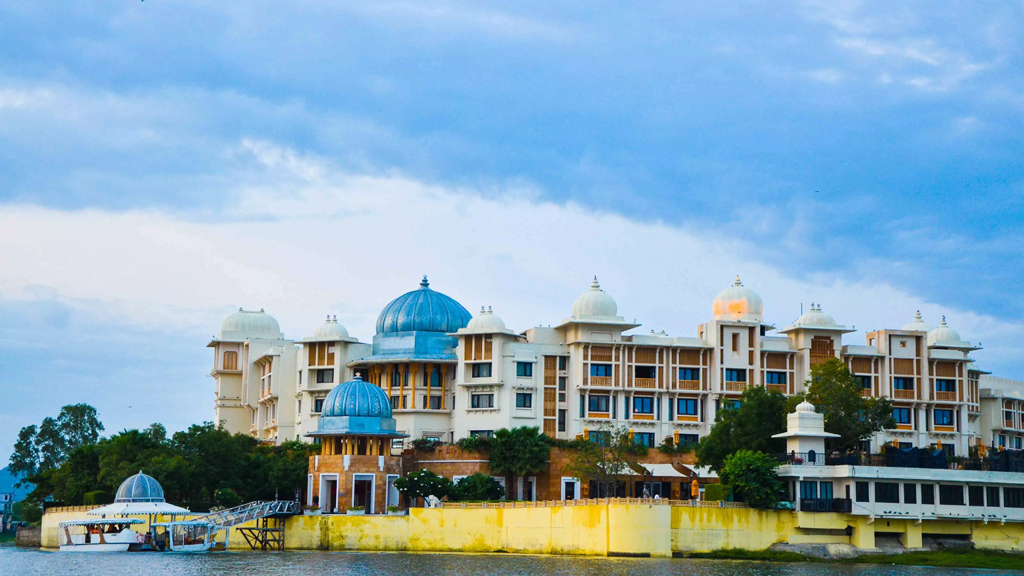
left=558, top=376, right=567, bottom=391
left=875, top=482, right=900, bottom=503
left=516, top=362, right=533, bottom=377
left=855, top=482, right=869, bottom=502
left=939, top=485, right=965, bottom=506
left=894, top=377, right=914, bottom=390
left=472, top=363, right=492, bottom=378
left=969, top=486, right=984, bottom=507
left=634, top=366, right=656, bottom=379
left=765, top=372, right=787, bottom=385
left=724, top=399, right=741, bottom=411
left=635, top=432, right=655, bottom=447
left=1016, top=437, right=1023, bottom=450
left=934, top=409, right=954, bottom=426
left=679, top=368, right=699, bottom=381
left=987, top=486, right=1001, bottom=507
left=935, top=379, right=956, bottom=392
left=558, top=357, right=567, bottom=371
left=470, top=394, right=494, bottom=409
left=422, top=395, right=440, bottom=410
left=677, top=399, right=699, bottom=416
left=557, top=409, right=566, bottom=432
left=904, top=483, right=917, bottom=504
left=470, top=430, right=493, bottom=438
left=921, top=484, right=935, bottom=505
left=1005, top=488, right=1024, bottom=508
left=389, top=395, right=400, bottom=410
left=725, top=369, right=746, bottom=382
left=429, top=368, right=441, bottom=387
left=855, top=375, right=872, bottom=389
left=313, top=398, right=324, bottom=413
left=893, top=408, right=912, bottom=424
left=515, top=393, right=532, bottom=408
left=588, top=395, right=610, bottom=413
left=591, top=364, right=612, bottom=377
left=632, top=397, right=654, bottom=414
left=316, top=369, right=334, bottom=384
left=800, top=481, right=818, bottom=500
left=679, top=434, right=699, bottom=446
left=590, top=431, right=609, bottom=446
left=820, top=482, right=833, bottom=500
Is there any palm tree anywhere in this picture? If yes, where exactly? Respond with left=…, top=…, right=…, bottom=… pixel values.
left=488, top=427, right=550, bottom=500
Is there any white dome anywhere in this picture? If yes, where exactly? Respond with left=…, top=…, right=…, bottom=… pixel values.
left=794, top=304, right=837, bottom=327
left=313, top=315, right=350, bottom=340
left=219, top=308, right=283, bottom=340
left=467, top=306, right=507, bottom=331
left=928, top=316, right=964, bottom=347
left=902, top=310, right=933, bottom=333
left=795, top=400, right=816, bottom=413
left=572, top=277, right=618, bottom=318
left=712, top=276, right=764, bottom=321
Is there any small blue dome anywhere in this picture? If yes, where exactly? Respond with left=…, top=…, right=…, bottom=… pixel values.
left=376, top=276, right=471, bottom=335
left=114, top=471, right=165, bottom=503
left=322, top=375, right=391, bottom=419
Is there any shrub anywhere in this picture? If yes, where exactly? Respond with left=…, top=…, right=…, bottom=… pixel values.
left=394, top=469, right=455, bottom=503
left=83, top=490, right=112, bottom=505
left=386, top=505, right=400, bottom=513
left=456, top=436, right=490, bottom=452
left=703, top=483, right=731, bottom=502
left=719, top=450, right=782, bottom=509
left=411, top=438, right=444, bottom=452
left=451, top=473, right=505, bottom=502
left=215, top=487, right=243, bottom=508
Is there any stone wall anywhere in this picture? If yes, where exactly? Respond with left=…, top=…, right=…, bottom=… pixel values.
left=15, top=525, right=41, bottom=547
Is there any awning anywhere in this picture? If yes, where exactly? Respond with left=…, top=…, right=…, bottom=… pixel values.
left=676, top=464, right=719, bottom=480
left=634, top=463, right=689, bottom=478
left=87, top=502, right=190, bottom=516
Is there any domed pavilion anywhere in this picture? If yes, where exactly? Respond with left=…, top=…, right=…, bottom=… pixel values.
left=87, top=471, right=189, bottom=517
left=307, top=374, right=408, bottom=514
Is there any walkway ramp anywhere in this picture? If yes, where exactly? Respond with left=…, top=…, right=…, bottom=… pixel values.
left=204, top=500, right=297, bottom=551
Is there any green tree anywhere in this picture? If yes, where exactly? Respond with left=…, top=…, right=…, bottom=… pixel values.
left=451, top=473, right=505, bottom=501
left=564, top=427, right=643, bottom=498
left=488, top=427, right=550, bottom=499
left=719, top=450, right=782, bottom=509
left=394, top=469, right=454, bottom=505
left=804, top=358, right=896, bottom=450
left=8, top=404, right=104, bottom=482
left=695, top=387, right=792, bottom=472
left=9, top=425, right=39, bottom=480
left=12, top=500, right=43, bottom=525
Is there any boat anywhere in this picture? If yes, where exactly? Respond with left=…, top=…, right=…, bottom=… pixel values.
left=149, top=520, right=223, bottom=553
left=58, top=519, right=147, bottom=552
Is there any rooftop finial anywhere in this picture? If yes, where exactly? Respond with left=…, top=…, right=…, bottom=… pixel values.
left=479, top=306, right=486, bottom=314
left=259, top=308, right=265, bottom=313
left=420, top=275, right=429, bottom=288
left=591, top=276, right=600, bottom=289
left=332, top=315, right=337, bottom=322
left=355, top=372, right=362, bottom=380
left=487, top=306, right=492, bottom=313
left=914, top=310, right=922, bottom=320
left=735, top=275, right=743, bottom=286
left=941, top=315, right=947, bottom=325
left=326, top=314, right=331, bottom=322
left=238, top=307, right=243, bottom=312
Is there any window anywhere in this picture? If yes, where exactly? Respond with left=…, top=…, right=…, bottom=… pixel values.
left=634, top=366, right=656, bottom=379
left=677, top=398, right=699, bottom=416
left=1005, top=410, right=1014, bottom=424
left=1006, top=488, right=1024, bottom=508
left=904, top=484, right=917, bottom=504
left=987, top=486, right=1001, bottom=507
left=875, top=482, right=900, bottom=503
left=558, top=357, right=567, bottom=370
left=731, top=333, right=739, bottom=352
left=389, top=395, right=400, bottom=409
left=921, top=484, right=935, bottom=505
left=969, top=486, right=984, bottom=507
left=423, top=395, right=442, bottom=410
left=515, top=393, right=533, bottom=408
left=588, top=395, right=610, bottom=413
left=223, top=351, right=238, bottom=370
left=516, top=362, right=533, bottom=377
left=936, top=379, right=956, bottom=392
left=313, top=398, right=324, bottom=413
left=632, top=397, right=654, bottom=415
left=725, top=369, right=746, bottom=382
left=855, top=482, right=870, bottom=502
left=855, top=375, right=871, bottom=390
left=899, top=340, right=907, bottom=348
left=1016, top=437, right=1023, bottom=450
left=429, top=368, right=441, bottom=387
left=999, top=435, right=1007, bottom=447
left=472, top=363, right=492, bottom=378
left=724, top=399, right=741, bottom=411
left=558, top=409, right=566, bottom=432
left=765, top=372, right=787, bottom=385
left=558, top=376, right=567, bottom=391
left=679, top=434, right=699, bottom=446
left=591, top=364, right=612, bottom=377
left=820, top=482, right=833, bottom=500
left=470, top=430, right=493, bottom=439
left=934, top=409, right=954, bottom=426
left=471, top=394, right=494, bottom=409
left=800, top=481, right=818, bottom=500
left=679, top=368, right=699, bottom=381
left=635, top=432, right=655, bottom=447
left=894, top=377, right=914, bottom=390
left=939, top=485, right=965, bottom=506
left=893, top=408, right=911, bottom=425
left=316, top=369, right=334, bottom=384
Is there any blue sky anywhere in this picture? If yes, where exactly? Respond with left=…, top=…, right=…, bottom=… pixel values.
left=1, top=1, right=1022, bottom=459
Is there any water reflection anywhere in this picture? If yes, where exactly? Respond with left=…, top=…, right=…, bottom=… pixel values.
left=0, top=547, right=1012, bottom=576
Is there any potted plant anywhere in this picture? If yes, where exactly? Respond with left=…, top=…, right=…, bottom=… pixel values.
left=303, top=505, right=321, bottom=516
left=386, top=505, right=405, bottom=516
left=346, top=506, right=366, bottom=516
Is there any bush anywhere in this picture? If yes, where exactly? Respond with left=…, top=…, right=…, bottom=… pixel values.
left=658, top=437, right=696, bottom=455
left=215, top=487, right=243, bottom=508
left=411, top=438, right=444, bottom=452
left=82, top=490, right=112, bottom=505
left=386, top=505, right=399, bottom=513
left=456, top=436, right=490, bottom=452
left=451, top=473, right=505, bottom=502
left=703, top=483, right=731, bottom=502
left=394, top=469, right=454, bottom=503
left=13, top=500, right=43, bottom=525
left=719, top=450, right=782, bottom=509
left=547, top=437, right=588, bottom=451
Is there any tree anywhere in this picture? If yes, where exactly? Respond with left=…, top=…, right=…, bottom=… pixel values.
left=394, top=470, right=454, bottom=505
left=564, top=427, right=644, bottom=498
left=719, top=450, right=782, bottom=509
left=451, top=473, right=505, bottom=501
left=804, top=358, right=896, bottom=450
left=488, top=427, right=550, bottom=499
left=7, top=404, right=104, bottom=483
left=9, top=425, right=39, bottom=480
left=695, top=387, right=792, bottom=472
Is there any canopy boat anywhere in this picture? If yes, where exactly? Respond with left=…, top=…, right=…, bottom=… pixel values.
left=150, top=520, right=223, bottom=553
left=58, top=519, right=147, bottom=552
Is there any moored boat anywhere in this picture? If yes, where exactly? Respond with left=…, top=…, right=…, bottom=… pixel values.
left=58, top=519, right=146, bottom=552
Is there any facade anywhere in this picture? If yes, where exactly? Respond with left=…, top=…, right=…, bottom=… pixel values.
left=210, top=275, right=1023, bottom=456
left=1, top=493, right=12, bottom=532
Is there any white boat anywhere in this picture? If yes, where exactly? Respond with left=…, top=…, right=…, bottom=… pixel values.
left=150, top=520, right=223, bottom=553
left=58, top=519, right=147, bottom=552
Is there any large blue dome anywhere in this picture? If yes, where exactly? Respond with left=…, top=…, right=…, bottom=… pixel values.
left=375, top=276, right=471, bottom=335
left=322, top=375, right=391, bottom=419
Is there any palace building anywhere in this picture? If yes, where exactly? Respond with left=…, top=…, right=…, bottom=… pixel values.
left=208, top=275, right=1023, bottom=456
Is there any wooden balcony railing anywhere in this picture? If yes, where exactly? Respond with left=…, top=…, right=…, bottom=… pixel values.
left=590, top=376, right=613, bottom=387
left=766, top=384, right=787, bottom=394
left=724, top=381, right=747, bottom=392
left=860, top=389, right=872, bottom=397
left=934, top=391, right=957, bottom=402
left=634, top=378, right=657, bottom=389
left=676, top=379, right=701, bottom=391
left=893, top=389, right=915, bottom=400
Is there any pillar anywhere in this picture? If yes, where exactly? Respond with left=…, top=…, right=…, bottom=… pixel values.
left=850, top=516, right=876, bottom=549
left=900, top=522, right=923, bottom=549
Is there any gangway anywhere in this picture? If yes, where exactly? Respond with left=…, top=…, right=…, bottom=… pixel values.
left=203, top=500, right=297, bottom=551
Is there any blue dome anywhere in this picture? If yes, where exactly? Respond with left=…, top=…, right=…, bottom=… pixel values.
left=375, top=276, right=471, bottom=335
left=114, top=471, right=165, bottom=503
left=322, top=375, right=392, bottom=419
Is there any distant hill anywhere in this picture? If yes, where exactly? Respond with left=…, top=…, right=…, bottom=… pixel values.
left=0, top=466, right=32, bottom=501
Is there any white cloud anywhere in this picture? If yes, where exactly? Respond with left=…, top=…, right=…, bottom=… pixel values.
left=0, top=139, right=1020, bottom=377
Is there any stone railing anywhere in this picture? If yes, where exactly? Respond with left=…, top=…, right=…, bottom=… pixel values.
left=440, top=498, right=747, bottom=509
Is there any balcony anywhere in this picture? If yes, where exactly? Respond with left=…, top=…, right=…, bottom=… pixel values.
left=634, top=378, right=657, bottom=389
left=766, top=384, right=787, bottom=394
left=798, top=498, right=852, bottom=513
left=724, top=381, right=746, bottom=392
left=776, top=448, right=1024, bottom=473
left=893, top=389, right=915, bottom=400
left=590, top=376, right=613, bottom=387
left=677, top=379, right=701, bottom=391
left=860, top=389, right=872, bottom=397
left=934, top=391, right=958, bottom=402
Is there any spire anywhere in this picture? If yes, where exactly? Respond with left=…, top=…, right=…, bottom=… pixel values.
left=941, top=315, right=947, bottom=326
left=591, top=276, right=601, bottom=290
left=420, top=275, right=430, bottom=288
left=734, top=275, right=743, bottom=286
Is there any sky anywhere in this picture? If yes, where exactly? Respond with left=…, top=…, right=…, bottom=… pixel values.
left=1, top=1, right=1022, bottom=461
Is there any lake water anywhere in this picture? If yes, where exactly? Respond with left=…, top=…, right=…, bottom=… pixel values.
left=1, top=546, right=1018, bottom=576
